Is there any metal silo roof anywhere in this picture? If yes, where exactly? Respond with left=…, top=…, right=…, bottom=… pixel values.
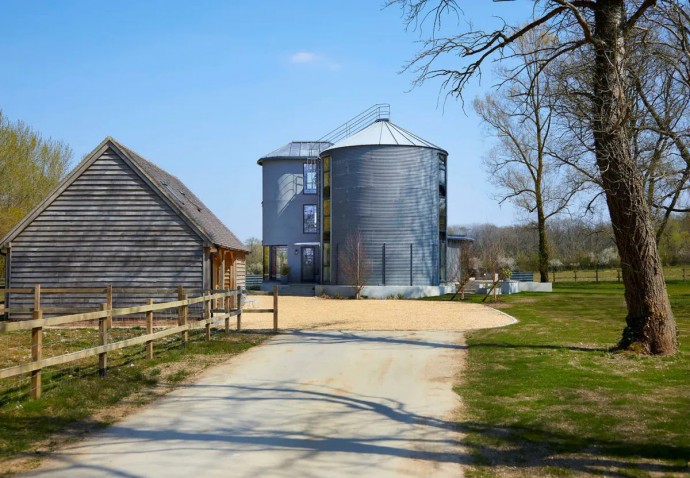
left=258, top=141, right=332, bottom=164
left=321, top=119, right=446, bottom=154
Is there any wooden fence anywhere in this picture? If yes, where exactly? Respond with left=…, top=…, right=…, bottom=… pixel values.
left=512, top=267, right=689, bottom=283
left=0, top=285, right=279, bottom=400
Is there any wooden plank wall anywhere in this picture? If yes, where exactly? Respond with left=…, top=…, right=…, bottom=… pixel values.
left=7, top=148, right=204, bottom=316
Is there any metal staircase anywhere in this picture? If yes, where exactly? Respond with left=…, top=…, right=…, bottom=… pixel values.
left=305, top=103, right=391, bottom=191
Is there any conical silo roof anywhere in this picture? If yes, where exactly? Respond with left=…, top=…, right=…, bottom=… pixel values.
left=321, top=119, right=446, bottom=154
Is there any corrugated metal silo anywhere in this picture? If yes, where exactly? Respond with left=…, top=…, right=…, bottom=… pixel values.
left=320, top=119, right=448, bottom=287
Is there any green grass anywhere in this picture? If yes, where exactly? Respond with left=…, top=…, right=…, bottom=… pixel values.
left=437, top=282, right=690, bottom=477
left=0, top=329, right=267, bottom=473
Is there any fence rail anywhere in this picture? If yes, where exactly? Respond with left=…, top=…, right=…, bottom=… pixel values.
left=509, top=267, right=689, bottom=283
left=0, top=284, right=280, bottom=399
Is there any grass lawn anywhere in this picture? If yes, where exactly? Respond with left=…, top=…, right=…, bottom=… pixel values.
left=0, top=329, right=268, bottom=475
left=435, top=281, right=690, bottom=477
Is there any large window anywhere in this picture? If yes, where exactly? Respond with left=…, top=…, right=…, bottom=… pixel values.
left=322, top=156, right=332, bottom=283
left=439, top=153, right=448, bottom=282
left=266, top=245, right=288, bottom=281
left=303, top=163, right=317, bottom=194
left=304, top=204, right=318, bottom=233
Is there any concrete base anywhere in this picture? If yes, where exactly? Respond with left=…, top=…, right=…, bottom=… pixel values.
left=315, top=284, right=455, bottom=299
left=517, top=281, right=553, bottom=292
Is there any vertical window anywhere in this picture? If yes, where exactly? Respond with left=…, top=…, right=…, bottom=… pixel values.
left=304, top=163, right=317, bottom=194
left=322, top=156, right=332, bottom=283
left=439, top=153, right=448, bottom=282
left=304, top=205, right=318, bottom=233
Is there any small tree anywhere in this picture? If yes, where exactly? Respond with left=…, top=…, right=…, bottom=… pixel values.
left=338, top=232, right=371, bottom=299
left=448, top=240, right=474, bottom=300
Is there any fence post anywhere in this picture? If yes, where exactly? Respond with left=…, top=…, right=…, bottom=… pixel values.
left=574, top=270, right=578, bottom=282
left=146, top=298, right=154, bottom=360
left=617, top=270, right=621, bottom=283
left=205, top=291, right=211, bottom=340
left=99, top=303, right=108, bottom=377
left=177, top=286, right=186, bottom=346
left=30, top=284, right=42, bottom=400
left=224, top=290, right=230, bottom=334
left=493, top=273, right=498, bottom=302
left=106, top=284, right=113, bottom=329
left=235, top=286, right=242, bottom=333
left=273, top=285, right=279, bottom=333
left=684, top=268, right=687, bottom=281
left=182, top=294, right=189, bottom=345
left=595, top=268, right=599, bottom=283
left=552, top=271, right=556, bottom=283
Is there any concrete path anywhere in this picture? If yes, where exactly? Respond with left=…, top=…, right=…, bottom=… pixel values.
left=27, top=330, right=468, bottom=477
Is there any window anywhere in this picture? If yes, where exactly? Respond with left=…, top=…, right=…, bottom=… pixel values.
left=438, top=153, right=448, bottom=282
left=303, top=163, right=317, bottom=194
left=304, top=205, right=318, bottom=233
left=322, top=156, right=332, bottom=283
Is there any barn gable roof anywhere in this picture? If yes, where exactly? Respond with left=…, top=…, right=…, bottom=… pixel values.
left=0, top=137, right=249, bottom=252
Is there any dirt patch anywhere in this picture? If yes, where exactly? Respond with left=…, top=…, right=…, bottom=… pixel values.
left=242, top=296, right=516, bottom=331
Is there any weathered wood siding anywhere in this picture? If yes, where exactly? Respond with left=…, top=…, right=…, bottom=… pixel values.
left=235, top=254, right=246, bottom=288
left=8, top=148, right=204, bottom=314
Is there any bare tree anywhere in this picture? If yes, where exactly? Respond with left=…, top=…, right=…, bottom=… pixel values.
left=475, top=30, right=582, bottom=283
left=391, top=0, right=678, bottom=355
left=447, top=240, right=474, bottom=300
left=338, top=231, right=371, bottom=299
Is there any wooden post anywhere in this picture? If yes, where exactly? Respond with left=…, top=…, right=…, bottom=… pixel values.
left=205, top=291, right=211, bottom=340
left=30, top=284, right=42, bottom=400
left=182, top=294, right=189, bottom=345
left=224, top=291, right=230, bottom=334
left=617, top=270, right=621, bottom=283
left=99, top=303, right=108, bottom=377
left=273, top=285, right=279, bottom=333
left=460, top=284, right=465, bottom=301
left=493, top=273, right=498, bottom=302
left=106, top=284, right=113, bottom=329
left=684, top=268, right=687, bottom=281
left=146, top=298, right=154, bottom=360
left=595, top=268, right=599, bottom=283
left=574, top=270, right=578, bottom=282
left=552, top=271, right=556, bottom=283
left=178, top=286, right=186, bottom=346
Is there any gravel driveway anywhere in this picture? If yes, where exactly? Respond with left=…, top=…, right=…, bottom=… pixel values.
left=27, top=330, right=468, bottom=477
left=243, top=296, right=515, bottom=331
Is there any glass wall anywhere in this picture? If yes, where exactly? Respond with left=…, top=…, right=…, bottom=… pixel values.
left=264, top=245, right=288, bottom=281
left=322, top=156, right=331, bottom=283
left=439, top=153, right=448, bottom=283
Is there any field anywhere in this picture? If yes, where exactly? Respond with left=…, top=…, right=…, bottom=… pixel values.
left=441, top=282, right=690, bottom=477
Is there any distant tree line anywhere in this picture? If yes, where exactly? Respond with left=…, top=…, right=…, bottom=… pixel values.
left=452, top=214, right=690, bottom=277
left=0, top=111, right=72, bottom=277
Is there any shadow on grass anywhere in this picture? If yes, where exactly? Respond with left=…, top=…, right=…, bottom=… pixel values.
left=469, top=342, right=611, bottom=353
left=461, top=421, right=690, bottom=476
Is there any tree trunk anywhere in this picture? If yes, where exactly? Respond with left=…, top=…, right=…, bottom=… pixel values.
left=593, top=0, right=677, bottom=355
left=537, top=203, right=549, bottom=283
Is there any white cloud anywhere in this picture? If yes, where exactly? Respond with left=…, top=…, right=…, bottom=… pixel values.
left=290, top=51, right=318, bottom=64
left=289, top=51, right=342, bottom=71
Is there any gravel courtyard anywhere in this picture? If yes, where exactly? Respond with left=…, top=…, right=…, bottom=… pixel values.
left=243, top=295, right=516, bottom=331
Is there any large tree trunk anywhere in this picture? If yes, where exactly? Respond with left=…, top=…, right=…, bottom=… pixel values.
left=537, top=203, right=549, bottom=283
left=593, top=0, right=677, bottom=355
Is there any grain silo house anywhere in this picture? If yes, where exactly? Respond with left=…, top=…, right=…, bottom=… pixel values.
left=1, top=137, right=248, bottom=312
left=259, top=105, right=455, bottom=298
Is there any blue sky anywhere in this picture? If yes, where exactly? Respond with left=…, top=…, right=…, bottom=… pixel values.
left=0, top=1, right=529, bottom=241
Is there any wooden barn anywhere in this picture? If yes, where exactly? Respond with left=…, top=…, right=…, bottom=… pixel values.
left=0, top=137, right=248, bottom=312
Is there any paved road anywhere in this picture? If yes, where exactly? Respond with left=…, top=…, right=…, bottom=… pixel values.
left=28, top=330, right=467, bottom=477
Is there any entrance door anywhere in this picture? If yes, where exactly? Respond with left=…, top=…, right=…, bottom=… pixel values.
left=301, top=246, right=315, bottom=282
